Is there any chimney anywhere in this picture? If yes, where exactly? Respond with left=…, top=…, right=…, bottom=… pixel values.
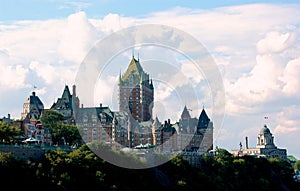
left=8, top=114, right=10, bottom=119
left=168, top=119, right=170, bottom=124
left=32, top=91, right=36, bottom=96
left=245, top=136, right=249, bottom=149
left=100, top=103, right=102, bottom=108
left=81, top=104, right=83, bottom=108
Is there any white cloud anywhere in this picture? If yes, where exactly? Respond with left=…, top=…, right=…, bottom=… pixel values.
left=180, top=59, right=204, bottom=84
left=58, top=11, right=100, bottom=63
left=280, top=58, right=300, bottom=96
left=0, top=50, right=29, bottom=88
left=94, top=75, right=119, bottom=109
left=224, top=54, right=284, bottom=114
left=257, top=31, right=296, bottom=54
left=91, top=13, right=135, bottom=34
left=274, top=106, right=300, bottom=134
left=0, top=3, right=300, bottom=157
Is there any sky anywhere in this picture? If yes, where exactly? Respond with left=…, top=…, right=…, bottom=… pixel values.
left=0, top=0, right=300, bottom=159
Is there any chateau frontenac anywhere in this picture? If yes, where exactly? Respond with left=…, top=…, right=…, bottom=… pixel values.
left=20, top=55, right=214, bottom=162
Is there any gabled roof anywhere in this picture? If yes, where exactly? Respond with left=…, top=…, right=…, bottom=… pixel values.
left=61, top=85, right=71, bottom=100
left=51, top=85, right=72, bottom=110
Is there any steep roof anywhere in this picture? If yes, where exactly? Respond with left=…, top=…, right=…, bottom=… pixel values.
left=197, top=108, right=210, bottom=129
left=51, top=85, right=72, bottom=110
left=27, top=92, right=44, bottom=110
left=121, top=56, right=146, bottom=82
left=181, top=105, right=191, bottom=119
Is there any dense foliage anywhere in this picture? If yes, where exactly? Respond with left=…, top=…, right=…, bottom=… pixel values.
left=0, top=121, right=21, bottom=144
left=0, top=145, right=299, bottom=191
left=41, top=110, right=82, bottom=146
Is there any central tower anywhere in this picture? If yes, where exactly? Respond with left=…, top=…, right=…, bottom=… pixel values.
left=119, top=55, right=154, bottom=122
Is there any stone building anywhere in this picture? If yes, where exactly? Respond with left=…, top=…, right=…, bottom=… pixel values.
left=21, top=91, right=44, bottom=120
left=177, top=106, right=213, bottom=152
left=20, top=91, right=53, bottom=144
left=119, top=55, right=154, bottom=122
left=0, top=114, right=12, bottom=125
left=152, top=107, right=214, bottom=153
left=62, top=55, right=214, bottom=160
left=75, top=105, right=114, bottom=144
left=23, top=120, right=51, bottom=144
left=231, top=124, right=287, bottom=160
left=50, top=84, right=80, bottom=124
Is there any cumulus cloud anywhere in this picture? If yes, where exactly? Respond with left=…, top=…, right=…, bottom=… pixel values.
left=1, top=3, right=300, bottom=157
left=58, top=11, right=100, bottom=63
left=280, top=58, right=300, bottom=96
left=0, top=50, right=29, bottom=88
left=257, top=31, right=296, bottom=54
left=274, top=106, right=300, bottom=134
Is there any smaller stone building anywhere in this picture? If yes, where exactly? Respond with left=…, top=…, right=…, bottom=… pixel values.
left=21, top=91, right=44, bottom=120
left=232, top=124, right=287, bottom=160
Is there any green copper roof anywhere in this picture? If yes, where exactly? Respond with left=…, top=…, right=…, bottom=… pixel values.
left=121, top=56, right=145, bottom=81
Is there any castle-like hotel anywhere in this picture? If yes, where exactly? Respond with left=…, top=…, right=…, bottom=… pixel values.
left=20, top=55, right=213, bottom=155
left=19, top=55, right=287, bottom=161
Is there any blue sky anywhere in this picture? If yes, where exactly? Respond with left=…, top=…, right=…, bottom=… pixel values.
left=1, top=0, right=300, bottom=159
left=1, top=0, right=300, bottom=21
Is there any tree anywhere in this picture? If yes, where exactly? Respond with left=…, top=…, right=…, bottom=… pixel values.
left=0, top=121, right=21, bottom=144
left=295, top=160, right=300, bottom=172
left=40, top=110, right=64, bottom=145
left=60, top=124, right=82, bottom=146
left=40, top=110, right=64, bottom=129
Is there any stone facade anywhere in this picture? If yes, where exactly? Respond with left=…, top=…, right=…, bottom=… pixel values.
left=231, top=124, right=287, bottom=160
left=21, top=91, right=44, bottom=120
left=50, top=84, right=80, bottom=124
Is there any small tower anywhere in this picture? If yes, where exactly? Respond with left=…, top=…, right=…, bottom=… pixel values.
left=152, top=116, right=161, bottom=145
left=256, top=124, right=276, bottom=149
left=196, top=108, right=214, bottom=152
left=21, top=91, right=44, bottom=120
left=179, top=105, right=192, bottom=134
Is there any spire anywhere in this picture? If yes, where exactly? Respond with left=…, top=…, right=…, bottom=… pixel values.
left=199, top=108, right=209, bottom=121
left=181, top=105, right=191, bottom=119
left=132, top=48, right=134, bottom=59
left=197, top=108, right=210, bottom=130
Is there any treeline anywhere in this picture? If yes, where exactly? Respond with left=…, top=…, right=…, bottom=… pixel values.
left=1, top=144, right=299, bottom=191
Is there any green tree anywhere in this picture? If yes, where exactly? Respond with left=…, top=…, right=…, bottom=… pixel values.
left=0, top=121, right=21, bottom=144
left=40, top=110, right=64, bottom=129
left=60, top=124, right=82, bottom=146
left=41, top=110, right=64, bottom=145
left=295, top=160, right=300, bottom=171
